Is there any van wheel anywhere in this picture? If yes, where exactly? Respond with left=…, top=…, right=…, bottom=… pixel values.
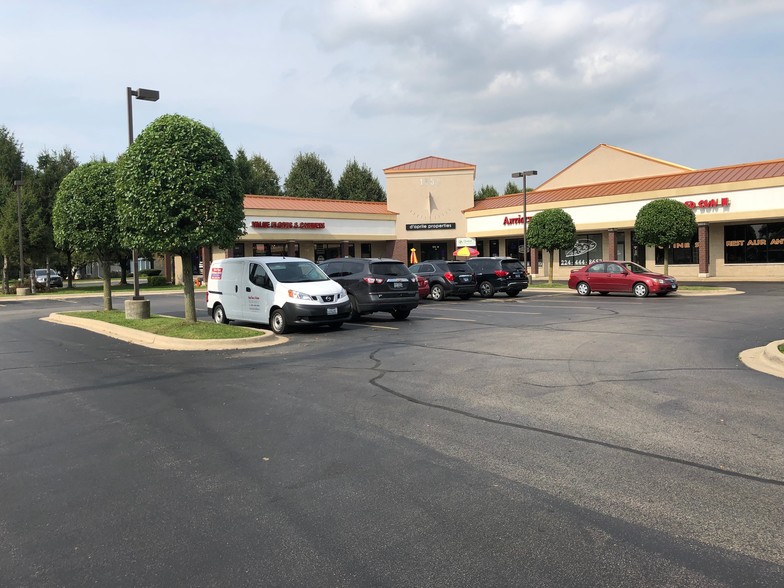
left=213, top=304, right=229, bottom=324
left=430, top=283, right=445, bottom=301
left=479, top=281, right=495, bottom=297
left=391, top=309, right=410, bottom=320
left=270, top=309, right=290, bottom=334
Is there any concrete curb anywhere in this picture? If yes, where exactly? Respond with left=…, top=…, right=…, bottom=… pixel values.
left=739, top=339, right=784, bottom=379
left=43, top=313, right=287, bottom=351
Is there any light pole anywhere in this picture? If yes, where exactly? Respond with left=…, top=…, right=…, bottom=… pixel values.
left=512, top=170, right=537, bottom=272
left=127, top=86, right=160, bottom=300
left=13, top=180, right=24, bottom=282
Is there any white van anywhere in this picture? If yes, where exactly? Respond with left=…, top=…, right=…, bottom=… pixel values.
left=207, top=257, right=351, bottom=334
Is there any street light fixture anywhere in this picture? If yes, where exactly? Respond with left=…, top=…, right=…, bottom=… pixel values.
left=512, top=170, right=538, bottom=272
left=126, top=86, right=160, bottom=300
left=13, top=180, right=24, bottom=283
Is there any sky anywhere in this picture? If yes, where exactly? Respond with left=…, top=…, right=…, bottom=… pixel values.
left=2, top=0, right=784, bottom=194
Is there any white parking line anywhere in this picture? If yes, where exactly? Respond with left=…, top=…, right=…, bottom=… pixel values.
left=345, top=323, right=399, bottom=330
left=419, top=307, right=541, bottom=315
left=431, top=317, right=477, bottom=322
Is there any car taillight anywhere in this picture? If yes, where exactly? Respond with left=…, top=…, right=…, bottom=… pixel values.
left=494, top=270, right=509, bottom=277
left=444, top=271, right=454, bottom=282
left=363, top=276, right=384, bottom=284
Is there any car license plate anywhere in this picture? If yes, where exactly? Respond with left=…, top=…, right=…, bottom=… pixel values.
left=392, top=282, right=404, bottom=289
left=327, top=307, right=337, bottom=315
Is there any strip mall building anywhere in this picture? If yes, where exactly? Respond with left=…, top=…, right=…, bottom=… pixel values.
left=202, top=144, right=784, bottom=281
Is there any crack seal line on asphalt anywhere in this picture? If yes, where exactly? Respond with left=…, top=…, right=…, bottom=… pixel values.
left=367, top=348, right=784, bottom=487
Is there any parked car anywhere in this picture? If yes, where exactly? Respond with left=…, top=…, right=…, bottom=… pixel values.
left=318, top=257, right=419, bottom=320
left=206, top=256, right=350, bottom=333
left=567, top=260, right=678, bottom=297
left=33, top=268, right=63, bottom=288
left=416, top=274, right=430, bottom=299
left=465, top=257, right=528, bottom=298
left=408, top=260, right=476, bottom=301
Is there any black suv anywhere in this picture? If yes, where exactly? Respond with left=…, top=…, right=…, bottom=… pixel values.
left=408, top=260, right=477, bottom=301
left=466, top=257, right=529, bottom=297
left=318, top=258, right=419, bottom=320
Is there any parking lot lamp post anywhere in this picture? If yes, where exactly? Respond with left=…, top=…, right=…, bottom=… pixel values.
left=512, top=170, right=537, bottom=271
left=126, top=86, right=160, bottom=300
left=13, top=180, right=24, bottom=282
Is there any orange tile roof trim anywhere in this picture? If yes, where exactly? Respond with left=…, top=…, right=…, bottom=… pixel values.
left=244, top=195, right=395, bottom=215
left=467, top=157, right=784, bottom=212
left=384, top=155, right=476, bottom=174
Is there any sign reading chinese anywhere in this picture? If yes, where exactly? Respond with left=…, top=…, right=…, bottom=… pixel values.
left=251, top=221, right=326, bottom=229
left=684, top=198, right=730, bottom=210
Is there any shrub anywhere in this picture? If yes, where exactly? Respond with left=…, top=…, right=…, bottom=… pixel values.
left=146, top=275, right=169, bottom=287
left=139, top=269, right=162, bottom=276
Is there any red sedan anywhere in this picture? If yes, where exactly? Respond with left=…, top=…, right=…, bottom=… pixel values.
left=416, top=274, right=431, bottom=299
left=567, top=261, right=678, bottom=297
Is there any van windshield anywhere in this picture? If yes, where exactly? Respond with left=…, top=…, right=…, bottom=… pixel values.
left=267, top=261, right=330, bottom=283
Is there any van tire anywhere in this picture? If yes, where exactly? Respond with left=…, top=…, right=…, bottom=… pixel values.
left=270, top=309, right=290, bottom=334
left=213, top=304, right=229, bottom=324
left=349, top=295, right=361, bottom=320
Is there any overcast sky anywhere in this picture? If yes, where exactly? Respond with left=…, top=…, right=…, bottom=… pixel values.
left=2, top=0, right=784, bottom=193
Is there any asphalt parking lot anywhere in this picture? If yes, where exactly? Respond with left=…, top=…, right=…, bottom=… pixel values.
left=1, top=285, right=783, bottom=585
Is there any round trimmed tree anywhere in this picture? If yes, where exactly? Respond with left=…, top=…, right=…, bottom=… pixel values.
left=53, top=161, right=121, bottom=310
left=116, top=114, right=245, bottom=322
left=634, top=199, right=697, bottom=274
left=526, top=208, right=577, bottom=284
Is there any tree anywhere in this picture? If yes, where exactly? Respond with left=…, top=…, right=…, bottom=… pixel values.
left=526, top=208, right=577, bottom=284
left=503, top=181, right=519, bottom=195
left=634, top=198, right=697, bottom=274
left=474, top=184, right=499, bottom=201
left=53, top=162, right=121, bottom=310
left=235, top=147, right=253, bottom=194
left=336, top=159, right=386, bottom=201
left=0, top=127, right=24, bottom=292
left=235, top=149, right=282, bottom=195
left=283, top=152, right=336, bottom=198
left=116, top=114, right=245, bottom=322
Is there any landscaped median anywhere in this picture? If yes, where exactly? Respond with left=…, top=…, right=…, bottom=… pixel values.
left=739, top=339, right=784, bottom=379
left=43, top=310, right=286, bottom=351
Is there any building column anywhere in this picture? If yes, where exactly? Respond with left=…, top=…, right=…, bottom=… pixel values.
left=529, top=248, right=539, bottom=277
left=608, top=229, right=618, bottom=261
left=698, top=222, right=710, bottom=277
left=287, top=240, right=297, bottom=257
left=340, top=240, right=351, bottom=258
left=385, top=240, right=408, bottom=263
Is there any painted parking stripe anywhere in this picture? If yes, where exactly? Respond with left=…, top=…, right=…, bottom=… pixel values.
left=431, top=317, right=477, bottom=322
left=418, top=307, right=541, bottom=315
left=344, top=323, right=399, bottom=330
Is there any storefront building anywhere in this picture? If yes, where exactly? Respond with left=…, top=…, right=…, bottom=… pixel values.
left=198, top=146, right=784, bottom=282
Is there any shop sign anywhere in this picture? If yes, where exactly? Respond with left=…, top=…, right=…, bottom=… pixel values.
left=684, top=197, right=730, bottom=210
left=251, top=221, right=326, bottom=229
left=456, top=237, right=476, bottom=246
left=503, top=215, right=533, bottom=226
left=406, top=222, right=456, bottom=230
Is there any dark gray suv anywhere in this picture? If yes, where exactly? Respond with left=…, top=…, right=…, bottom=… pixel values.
left=466, top=257, right=529, bottom=297
left=318, top=258, right=419, bottom=320
left=408, top=260, right=476, bottom=301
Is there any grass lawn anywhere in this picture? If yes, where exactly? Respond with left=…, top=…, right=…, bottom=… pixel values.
left=63, top=310, right=260, bottom=340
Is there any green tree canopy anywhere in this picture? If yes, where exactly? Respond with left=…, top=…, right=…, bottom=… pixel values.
left=634, top=198, right=697, bottom=273
left=53, top=162, right=121, bottom=309
left=336, top=159, right=385, bottom=201
left=503, top=181, right=519, bottom=195
left=474, top=184, right=499, bottom=201
left=248, top=155, right=282, bottom=195
left=0, top=126, right=24, bottom=185
left=526, top=208, right=577, bottom=284
left=116, top=114, right=245, bottom=321
left=284, top=152, right=336, bottom=198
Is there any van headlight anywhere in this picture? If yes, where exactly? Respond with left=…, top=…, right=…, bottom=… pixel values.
left=287, top=289, right=315, bottom=300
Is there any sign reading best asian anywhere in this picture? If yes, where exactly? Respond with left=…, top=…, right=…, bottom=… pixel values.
left=251, top=220, right=326, bottom=229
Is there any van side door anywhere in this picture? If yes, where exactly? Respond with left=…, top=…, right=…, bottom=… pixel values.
left=243, top=262, right=274, bottom=325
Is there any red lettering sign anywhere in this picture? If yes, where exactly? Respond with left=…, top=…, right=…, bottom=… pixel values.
left=251, top=220, right=326, bottom=229
left=684, top=198, right=729, bottom=210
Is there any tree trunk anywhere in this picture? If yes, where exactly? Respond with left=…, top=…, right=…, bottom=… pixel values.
left=120, top=255, right=128, bottom=285
left=66, top=251, right=73, bottom=288
left=101, top=260, right=113, bottom=311
left=2, top=255, right=8, bottom=294
left=181, top=252, right=197, bottom=322
left=548, top=249, right=555, bottom=285
left=663, top=245, right=669, bottom=274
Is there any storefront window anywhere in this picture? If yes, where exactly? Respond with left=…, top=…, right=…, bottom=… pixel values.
left=724, top=223, right=784, bottom=263
left=505, top=239, right=523, bottom=260
left=361, top=243, right=372, bottom=258
left=423, top=242, right=447, bottom=260
left=489, top=240, right=499, bottom=257
left=655, top=237, right=699, bottom=265
left=253, top=243, right=298, bottom=257
left=559, top=233, right=602, bottom=266
left=315, top=243, right=355, bottom=263
left=232, top=243, right=245, bottom=257
left=615, top=231, right=625, bottom=261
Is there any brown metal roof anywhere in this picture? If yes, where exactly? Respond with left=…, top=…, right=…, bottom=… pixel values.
left=468, top=157, right=784, bottom=212
left=244, top=195, right=393, bottom=215
left=384, top=156, right=476, bottom=174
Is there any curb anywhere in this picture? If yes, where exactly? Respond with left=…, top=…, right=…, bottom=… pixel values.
left=43, top=313, right=287, bottom=351
left=739, top=339, right=784, bottom=379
